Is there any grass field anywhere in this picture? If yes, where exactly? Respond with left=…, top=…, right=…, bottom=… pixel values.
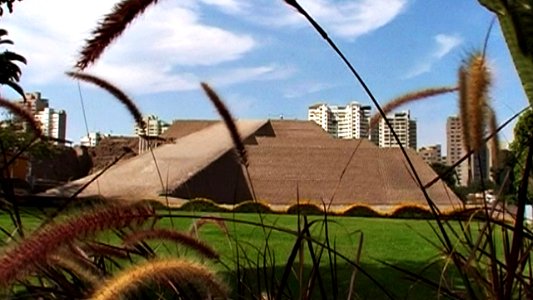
left=1, top=209, right=466, bottom=299
left=154, top=212, right=455, bottom=299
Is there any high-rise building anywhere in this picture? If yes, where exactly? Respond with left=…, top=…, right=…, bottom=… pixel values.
left=446, top=116, right=490, bottom=186
left=418, top=144, right=443, bottom=165
left=34, top=108, right=67, bottom=142
left=17, top=92, right=49, bottom=116
left=446, top=116, right=466, bottom=185
left=308, top=102, right=371, bottom=139
left=15, top=92, right=66, bottom=144
left=134, top=114, right=170, bottom=137
left=378, top=111, right=417, bottom=149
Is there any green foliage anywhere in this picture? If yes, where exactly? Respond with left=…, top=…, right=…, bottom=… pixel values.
left=390, top=205, right=433, bottom=219
left=0, top=126, right=55, bottom=159
left=430, top=162, right=457, bottom=188
left=509, top=108, right=533, bottom=200
left=479, top=0, right=533, bottom=105
left=232, top=200, right=274, bottom=213
left=342, top=204, right=382, bottom=217
left=286, top=203, right=323, bottom=215
left=0, top=28, right=26, bottom=98
left=0, top=0, right=21, bottom=16
left=178, top=198, right=230, bottom=212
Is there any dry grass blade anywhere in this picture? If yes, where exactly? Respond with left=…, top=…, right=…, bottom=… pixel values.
left=0, top=203, right=154, bottom=287
left=466, top=53, right=491, bottom=151
left=66, top=71, right=145, bottom=130
left=369, top=86, right=458, bottom=128
left=189, top=216, right=229, bottom=237
left=200, top=82, right=247, bottom=165
left=122, top=228, right=220, bottom=259
left=0, top=97, right=43, bottom=138
left=91, top=259, right=229, bottom=300
left=75, top=0, right=160, bottom=70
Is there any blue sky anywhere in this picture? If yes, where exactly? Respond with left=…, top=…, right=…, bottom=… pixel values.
left=0, top=0, right=529, bottom=149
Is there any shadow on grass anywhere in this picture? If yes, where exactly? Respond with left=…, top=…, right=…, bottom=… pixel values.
left=223, top=260, right=457, bottom=300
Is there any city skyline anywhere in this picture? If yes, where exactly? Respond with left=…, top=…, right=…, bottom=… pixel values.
left=0, top=1, right=529, bottom=149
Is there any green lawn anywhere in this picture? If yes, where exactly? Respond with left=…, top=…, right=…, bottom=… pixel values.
left=1, top=210, right=467, bottom=299
left=155, top=212, right=458, bottom=299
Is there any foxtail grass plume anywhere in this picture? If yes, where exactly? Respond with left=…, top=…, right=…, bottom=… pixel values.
left=458, top=66, right=471, bottom=152
left=66, top=71, right=145, bottom=131
left=189, top=216, right=229, bottom=238
left=201, top=82, right=248, bottom=166
left=464, top=52, right=491, bottom=152
left=91, top=259, right=229, bottom=300
left=0, top=203, right=154, bottom=287
left=369, top=86, right=458, bottom=129
left=0, top=97, right=43, bottom=138
left=75, top=0, right=160, bottom=70
left=122, top=228, right=220, bottom=259
left=47, top=253, right=102, bottom=285
left=83, top=242, right=131, bottom=259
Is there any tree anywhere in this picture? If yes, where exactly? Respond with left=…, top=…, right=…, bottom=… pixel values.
left=0, top=29, right=26, bottom=98
left=509, top=108, right=533, bottom=200
left=430, top=162, right=457, bottom=188
left=478, top=0, right=533, bottom=107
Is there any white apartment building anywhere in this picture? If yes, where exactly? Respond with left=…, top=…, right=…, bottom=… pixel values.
left=378, top=111, right=417, bottom=149
left=34, top=107, right=67, bottom=143
left=308, top=102, right=371, bottom=139
left=15, top=92, right=67, bottom=144
left=446, top=116, right=490, bottom=186
left=80, top=132, right=102, bottom=147
left=134, top=114, right=170, bottom=137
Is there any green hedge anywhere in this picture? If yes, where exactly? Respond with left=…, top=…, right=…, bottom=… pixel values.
left=178, top=198, right=230, bottom=212
left=390, top=205, right=434, bottom=219
left=139, top=199, right=169, bottom=210
left=141, top=198, right=487, bottom=221
left=232, top=201, right=274, bottom=213
left=342, top=205, right=382, bottom=217
left=286, top=203, right=323, bottom=215
left=444, top=208, right=489, bottom=221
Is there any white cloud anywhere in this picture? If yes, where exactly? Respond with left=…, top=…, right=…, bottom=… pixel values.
left=80, top=64, right=295, bottom=95
left=302, top=0, right=408, bottom=38
left=199, top=0, right=247, bottom=14
left=207, top=65, right=295, bottom=87
left=2, top=0, right=256, bottom=90
left=222, top=93, right=256, bottom=117
left=434, top=34, right=462, bottom=59
left=405, top=33, right=462, bottom=79
left=88, top=64, right=199, bottom=94
left=283, top=81, right=336, bottom=98
left=404, top=62, right=433, bottom=79
left=242, top=0, right=408, bottom=39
